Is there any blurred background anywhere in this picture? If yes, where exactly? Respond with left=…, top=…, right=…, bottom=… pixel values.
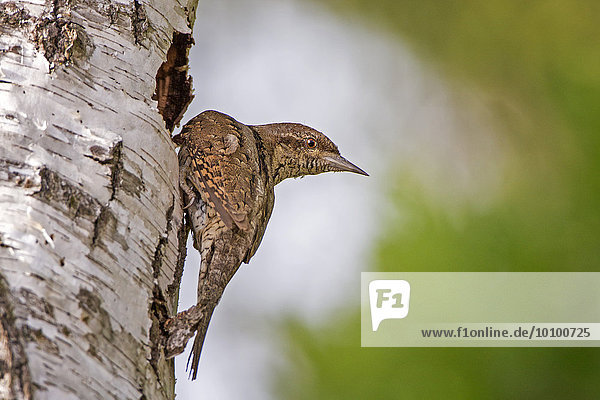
left=175, top=0, right=600, bottom=398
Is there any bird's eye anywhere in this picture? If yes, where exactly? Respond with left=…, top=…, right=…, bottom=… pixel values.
left=305, top=137, right=317, bottom=149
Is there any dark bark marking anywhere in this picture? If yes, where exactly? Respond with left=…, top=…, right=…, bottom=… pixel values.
left=0, top=2, right=31, bottom=29
left=130, top=0, right=149, bottom=46
left=19, top=289, right=55, bottom=321
left=90, top=141, right=128, bottom=249
left=60, top=326, right=71, bottom=337
left=98, top=1, right=120, bottom=26
left=0, top=233, right=16, bottom=252
left=90, top=206, right=129, bottom=250
left=0, top=275, right=33, bottom=399
left=2, top=2, right=94, bottom=72
left=34, top=19, right=94, bottom=70
left=35, top=168, right=102, bottom=220
left=0, top=159, right=38, bottom=190
left=108, top=141, right=123, bottom=201
left=33, top=0, right=94, bottom=71
left=75, top=289, right=153, bottom=394
left=87, top=145, right=111, bottom=161
left=153, top=32, right=194, bottom=132
left=83, top=333, right=103, bottom=362
left=2, top=2, right=93, bottom=71
left=76, top=288, right=114, bottom=340
left=24, top=328, right=60, bottom=356
left=121, top=169, right=145, bottom=198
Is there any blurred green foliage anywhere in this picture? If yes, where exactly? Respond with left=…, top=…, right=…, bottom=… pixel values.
left=278, top=1, right=600, bottom=398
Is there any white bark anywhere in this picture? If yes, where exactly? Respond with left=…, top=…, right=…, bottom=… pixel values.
left=0, top=0, right=196, bottom=398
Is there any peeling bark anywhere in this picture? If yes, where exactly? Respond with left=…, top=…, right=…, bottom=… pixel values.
left=0, top=0, right=197, bottom=398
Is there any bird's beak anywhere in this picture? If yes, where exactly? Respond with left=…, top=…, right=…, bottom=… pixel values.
left=324, top=155, right=369, bottom=176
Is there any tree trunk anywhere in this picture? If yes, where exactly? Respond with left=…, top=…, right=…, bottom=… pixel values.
left=0, top=0, right=196, bottom=398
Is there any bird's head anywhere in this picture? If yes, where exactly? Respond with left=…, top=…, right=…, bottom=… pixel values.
left=253, top=123, right=368, bottom=184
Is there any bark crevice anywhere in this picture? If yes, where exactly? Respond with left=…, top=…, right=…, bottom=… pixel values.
left=108, top=141, right=124, bottom=201
left=153, top=32, right=194, bottom=132
left=167, top=219, right=188, bottom=299
left=91, top=141, right=124, bottom=248
left=149, top=197, right=174, bottom=372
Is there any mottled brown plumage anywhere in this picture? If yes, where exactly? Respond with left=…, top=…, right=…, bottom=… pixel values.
left=174, top=110, right=367, bottom=380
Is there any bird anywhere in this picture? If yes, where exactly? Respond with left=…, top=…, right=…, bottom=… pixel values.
left=173, top=110, right=368, bottom=380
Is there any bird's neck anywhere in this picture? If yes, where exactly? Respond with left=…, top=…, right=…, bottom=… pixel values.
left=251, top=124, right=299, bottom=186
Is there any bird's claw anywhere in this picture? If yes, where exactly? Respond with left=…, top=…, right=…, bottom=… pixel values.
left=183, top=196, right=196, bottom=210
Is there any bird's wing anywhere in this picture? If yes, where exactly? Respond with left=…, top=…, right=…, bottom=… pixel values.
left=181, top=111, right=264, bottom=231
left=244, top=189, right=274, bottom=263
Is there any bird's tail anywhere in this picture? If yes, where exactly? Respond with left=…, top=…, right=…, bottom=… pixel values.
left=187, top=304, right=216, bottom=380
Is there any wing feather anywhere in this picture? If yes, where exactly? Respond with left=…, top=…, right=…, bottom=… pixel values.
left=180, top=111, right=263, bottom=231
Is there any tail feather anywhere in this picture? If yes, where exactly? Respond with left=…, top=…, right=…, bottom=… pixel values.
left=187, top=305, right=215, bottom=380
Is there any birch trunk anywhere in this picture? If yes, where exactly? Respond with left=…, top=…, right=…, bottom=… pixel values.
left=0, top=0, right=196, bottom=398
